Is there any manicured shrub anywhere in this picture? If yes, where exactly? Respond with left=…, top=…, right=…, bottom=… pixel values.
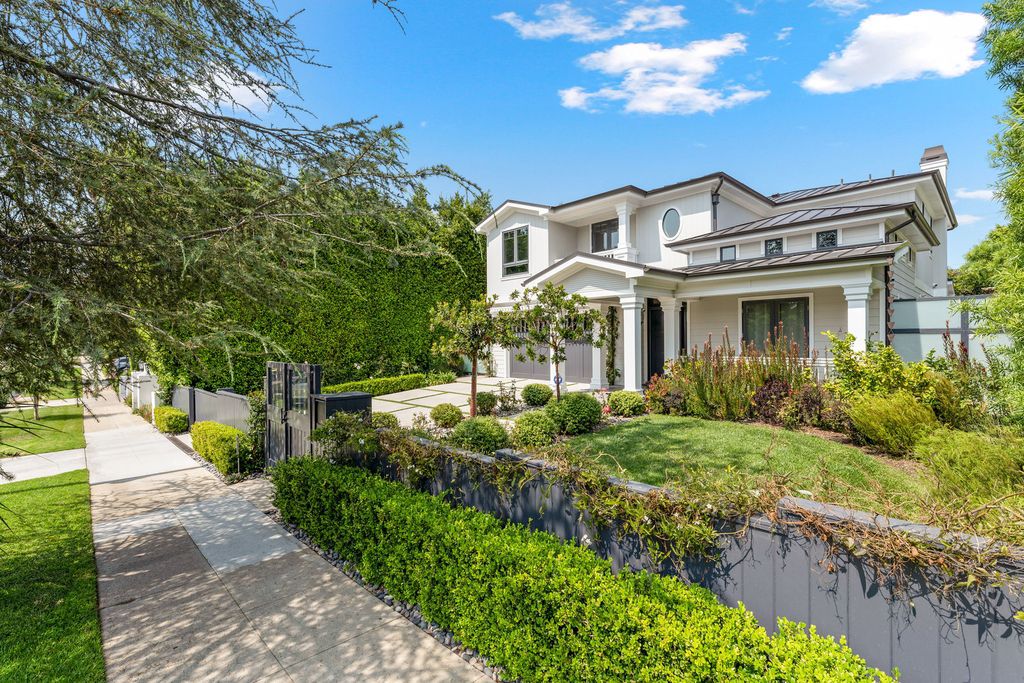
left=751, top=379, right=790, bottom=424
left=154, top=405, right=188, bottom=434
left=272, top=460, right=894, bottom=683
left=608, top=390, right=645, bottom=417
left=511, top=410, right=557, bottom=451
left=545, top=392, right=602, bottom=435
left=371, top=411, right=400, bottom=429
left=450, top=416, right=509, bottom=453
left=322, top=373, right=426, bottom=397
left=916, top=428, right=1024, bottom=499
left=425, top=371, right=457, bottom=386
left=191, top=420, right=257, bottom=475
left=310, top=412, right=379, bottom=462
left=430, top=403, right=464, bottom=429
left=522, top=383, right=554, bottom=407
left=475, top=391, right=497, bottom=416
left=848, top=391, right=938, bottom=456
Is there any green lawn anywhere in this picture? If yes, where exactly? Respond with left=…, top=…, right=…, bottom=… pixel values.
left=0, top=470, right=105, bottom=682
left=570, top=415, right=927, bottom=516
left=0, top=405, right=86, bottom=456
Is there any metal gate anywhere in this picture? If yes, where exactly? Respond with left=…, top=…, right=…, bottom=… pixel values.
left=265, top=362, right=321, bottom=467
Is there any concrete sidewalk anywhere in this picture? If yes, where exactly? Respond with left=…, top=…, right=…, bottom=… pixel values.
left=84, top=393, right=484, bottom=682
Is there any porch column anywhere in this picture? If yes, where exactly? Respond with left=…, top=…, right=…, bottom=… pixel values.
left=590, top=304, right=606, bottom=389
left=843, top=283, right=872, bottom=352
left=620, top=295, right=644, bottom=391
left=658, top=297, right=681, bottom=363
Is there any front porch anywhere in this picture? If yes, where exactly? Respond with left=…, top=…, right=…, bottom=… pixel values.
left=492, top=252, right=888, bottom=391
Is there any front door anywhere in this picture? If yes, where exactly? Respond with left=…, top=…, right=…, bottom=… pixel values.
left=646, top=298, right=664, bottom=380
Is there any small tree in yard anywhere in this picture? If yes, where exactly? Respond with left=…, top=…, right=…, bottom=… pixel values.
left=511, top=283, right=604, bottom=400
left=431, top=295, right=513, bottom=416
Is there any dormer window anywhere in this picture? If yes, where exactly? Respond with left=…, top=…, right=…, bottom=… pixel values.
left=720, top=245, right=737, bottom=261
left=816, top=230, right=838, bottom=250
left=591, top=218, right=619, bottom=253
left=502, top=226, right=529, bottom=276
left=765, top=238, right=783, bottom=256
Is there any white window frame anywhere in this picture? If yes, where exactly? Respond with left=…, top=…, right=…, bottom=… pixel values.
left=502, top=225, right=529, bottom=278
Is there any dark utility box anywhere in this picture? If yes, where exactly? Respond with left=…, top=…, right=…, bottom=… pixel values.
left=314, top=392, right=372, bottom=422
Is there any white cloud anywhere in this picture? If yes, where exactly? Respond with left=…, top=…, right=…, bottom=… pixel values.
left=802, top=10, right=987, bottom=94
left=561, top=35, right=769, bottom=115
left=495, top=2, right=686, bottom=42
left=776, top=26, right=793, bottom=41
left=734, top=4, right=756, bottom=16
left=957, top=213, right=984, bottom=225
left=956, top=188, right=995, bottom=201
left=811, top=0, right=869, bottom=15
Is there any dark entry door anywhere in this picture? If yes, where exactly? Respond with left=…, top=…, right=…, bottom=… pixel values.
left=647, top=298, right=664, bottom=380
left=265, top=362, right=321, bottom=466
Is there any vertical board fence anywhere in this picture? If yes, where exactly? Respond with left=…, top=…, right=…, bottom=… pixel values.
left=342, top=444, right=1024, bottom=683
left=170, top=386, right=250, bottom=432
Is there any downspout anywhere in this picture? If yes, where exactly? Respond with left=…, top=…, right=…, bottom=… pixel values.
left=711, top=176, right=724, bottom=232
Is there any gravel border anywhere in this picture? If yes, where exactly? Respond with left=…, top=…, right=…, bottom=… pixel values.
left=164, top=433, right=264, bottom=486
left=270, top=511, right=510, bottom=682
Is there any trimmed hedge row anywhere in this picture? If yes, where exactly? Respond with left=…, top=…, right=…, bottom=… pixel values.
left=323, top=373, right=426, bottom=397
left=191, top=421, right=256, bottom=475
left=272, top=459, right=893, bottom=682
left=154, top=406, right=188, bottom=434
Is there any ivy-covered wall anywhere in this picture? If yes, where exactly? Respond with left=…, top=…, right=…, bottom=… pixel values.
left=147, top=192, right=488, bottom=392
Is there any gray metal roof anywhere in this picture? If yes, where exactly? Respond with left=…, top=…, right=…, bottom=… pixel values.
left=668, top=204, right=904, bottom=247
left=679, top=242, right=901, bottom=277
left=770, top=173, right=922, bottom=203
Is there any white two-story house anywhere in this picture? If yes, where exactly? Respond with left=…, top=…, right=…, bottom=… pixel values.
left=476, top=146, right=957, bottom=392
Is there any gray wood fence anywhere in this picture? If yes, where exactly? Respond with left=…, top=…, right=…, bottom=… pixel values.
left=347, top=442, right=1024, bottom=683
left=171, top=386, right=250, bottom=432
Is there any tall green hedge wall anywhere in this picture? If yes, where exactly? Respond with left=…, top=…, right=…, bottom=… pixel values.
left=147, top=192, right=488, bottom=392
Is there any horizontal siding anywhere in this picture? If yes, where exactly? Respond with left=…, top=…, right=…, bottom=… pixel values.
left=892, top=260, right=929, bottom=299
left=739, top=242, right=761, bottom=259
left=559, top=269, right=628, bottom=296
left=787, top=233, right=812, bottom=251
left=842, top=224, right=879, bottom=245
left=692, top=247, right=718, bottom=264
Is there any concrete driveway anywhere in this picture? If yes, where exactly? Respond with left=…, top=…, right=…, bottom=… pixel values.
left=372, top=376, right=592, bottom=426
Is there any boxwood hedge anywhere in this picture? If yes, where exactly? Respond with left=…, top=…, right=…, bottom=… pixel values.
left=273, top=458, right=893, bottom=682
left=191, top=421, right=257, bottom=475
left=154, top=405, right=188, bottom=434
left=323, top=373, right=426, bottom=397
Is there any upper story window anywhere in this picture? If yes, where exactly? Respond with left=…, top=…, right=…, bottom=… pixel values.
left=502, top=226, right=529, bottom=277
left=816, top=229, right=837, bottom=250
left=765, top=238, right=783, bottom=256
left=720, top=245, right=737, bottom=261
left=661, top=208, right=680, bottom=239
left=591, top=218, right=619, bottom=253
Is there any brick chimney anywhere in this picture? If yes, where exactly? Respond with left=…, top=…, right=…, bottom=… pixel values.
left=919, top=145, right=948, bottom=185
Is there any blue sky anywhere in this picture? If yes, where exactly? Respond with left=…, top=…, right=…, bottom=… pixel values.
left=272, top=0, right=1004, bottom=266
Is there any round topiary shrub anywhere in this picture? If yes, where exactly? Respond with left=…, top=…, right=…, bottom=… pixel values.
left=522, top=383, right=554, bottom=407
left=475, top=391, right=498, bottom=416
left=512, top=410, right=558, bottom=451
left=450, top=416, right=510, bottom=453
left=430, top=403, right=464, bottom=429
left=608, top=390, right=645, bottom=417
left=545, top=392, right=603, bottom=435
left=371, top=411, right=400, bottom=429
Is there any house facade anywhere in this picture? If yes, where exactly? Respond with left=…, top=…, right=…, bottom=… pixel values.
left=477, top=146, right=957, bottom=391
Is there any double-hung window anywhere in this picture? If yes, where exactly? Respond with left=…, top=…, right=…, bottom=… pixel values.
left=502, top=227, right=529, bottom=276
left=591, top=218, right=619, bottom=253
left=741, top=297, right=810, bottom=355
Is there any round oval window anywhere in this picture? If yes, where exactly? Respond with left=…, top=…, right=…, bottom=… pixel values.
left=662, top=208, right=680, bottom=239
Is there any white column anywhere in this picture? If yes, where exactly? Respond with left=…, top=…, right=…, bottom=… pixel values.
left=658, top=297, right=681, bottom=363
left=590, top=304, right=606, bottom=389
left=620, top=295, right=644, bottom=391
left=614, top=203, right=639, bottom=262
left=843, top=283, right=872, bottom=352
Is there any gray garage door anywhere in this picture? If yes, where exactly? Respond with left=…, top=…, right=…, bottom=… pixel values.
left=563, top=341, right=592, bottom=383
left=510, top=345, right=550, bottom=380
